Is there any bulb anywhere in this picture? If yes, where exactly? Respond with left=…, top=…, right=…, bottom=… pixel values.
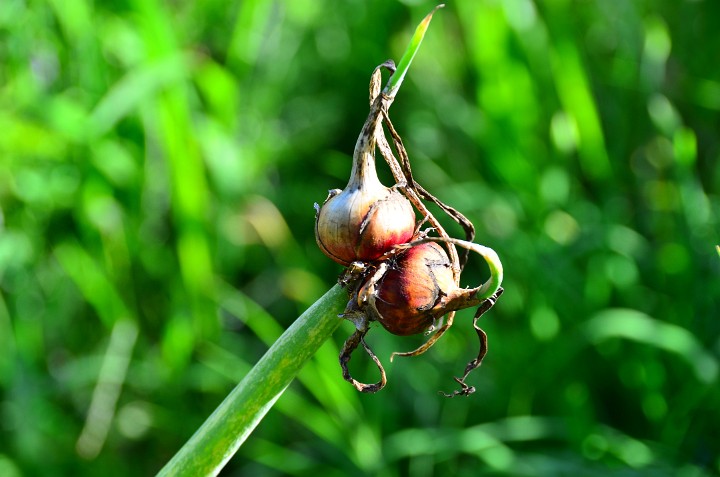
left=370, top=242, right=456, bottom=336
left=315, top=117, right=415, bottom=266
left=364, top=239, right=503, bottom=336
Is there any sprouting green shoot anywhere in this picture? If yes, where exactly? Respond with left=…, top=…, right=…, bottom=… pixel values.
left=386, top=4, right=444, bottom=97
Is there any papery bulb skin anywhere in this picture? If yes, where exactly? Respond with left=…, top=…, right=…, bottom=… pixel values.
left=373, top=242, right=455, bottom=336
left=315, top=148, right=415, bottom=266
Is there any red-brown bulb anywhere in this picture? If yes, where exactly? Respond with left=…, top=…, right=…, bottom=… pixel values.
left=372, top=242, right=455, bottom=336
left=315, top=148, right=415, bottom=266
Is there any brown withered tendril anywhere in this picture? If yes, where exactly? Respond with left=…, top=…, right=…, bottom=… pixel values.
left=439, top=287, right=504, bottom=397
left=368, top=62, right=483, bottom=374
left=371, top=64, right=484, bottom=374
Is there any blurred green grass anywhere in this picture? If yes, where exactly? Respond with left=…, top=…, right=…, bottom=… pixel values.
left=1, top=0, right=719, bottom=476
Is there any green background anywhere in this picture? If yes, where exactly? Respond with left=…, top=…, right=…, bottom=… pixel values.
left=1, top=0, right=719, bottom=475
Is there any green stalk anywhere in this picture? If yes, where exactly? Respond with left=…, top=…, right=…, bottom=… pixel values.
left=156, top=285, right=347, bottom=477
left=385, top=4, right=444, bottom=97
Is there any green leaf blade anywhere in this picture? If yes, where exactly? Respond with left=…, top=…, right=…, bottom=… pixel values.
left=156, top=285, right=347, bottom=477
left=386, top=4, right=444, bottom=96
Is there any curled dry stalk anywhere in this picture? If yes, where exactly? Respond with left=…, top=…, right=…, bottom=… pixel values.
left=377, top=100, right=479, bottom=362
left=439, top=287, right=504, bottom=397
left=340, top=64, right=505, bottom=393
left=370, top=65, right=462, bottom=363
left=380, top=101, right=477, bottom=269
left=372, top=64, right=497, bottom=381
left=339, top=328, right=387, bottom=394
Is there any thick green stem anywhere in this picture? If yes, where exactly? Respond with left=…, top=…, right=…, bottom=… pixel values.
left=156, top=285, right=347, bottom=477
